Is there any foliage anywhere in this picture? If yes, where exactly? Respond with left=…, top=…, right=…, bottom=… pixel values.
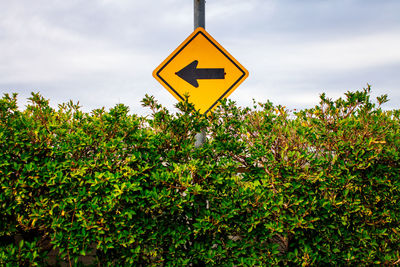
left=1, top=86, right=399, bottom=265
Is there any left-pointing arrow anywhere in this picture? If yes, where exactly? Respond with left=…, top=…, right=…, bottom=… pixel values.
left=175, top=60, right=225, bottom=88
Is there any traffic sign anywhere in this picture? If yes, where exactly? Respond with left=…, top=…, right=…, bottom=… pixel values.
left=153, top=27, right=249, bottom=114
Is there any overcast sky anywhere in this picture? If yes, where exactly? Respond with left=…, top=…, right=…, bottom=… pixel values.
left=1, top=0, right=399, bottom=114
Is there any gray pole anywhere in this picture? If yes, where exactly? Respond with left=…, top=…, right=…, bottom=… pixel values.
left=194, top=0, right=205, bottom=29
left=194, top=0, right=206, bottom=148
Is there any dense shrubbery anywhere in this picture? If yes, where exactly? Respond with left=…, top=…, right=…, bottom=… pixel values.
left=1, top=86, right=399, bottom=265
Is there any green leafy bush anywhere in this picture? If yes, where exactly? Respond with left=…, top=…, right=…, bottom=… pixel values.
left=1, top=86, right=399, bottom=265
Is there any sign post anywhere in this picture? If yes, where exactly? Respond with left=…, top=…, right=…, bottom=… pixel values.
left=194, top=0, right=206, bottom=147
left=194, top=0, right=205, bottom=29
left=152, top=0, right=248, bottom=146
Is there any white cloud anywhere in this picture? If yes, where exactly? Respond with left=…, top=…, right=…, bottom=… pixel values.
left=208, top=0, right=258, bottom=19
left=1, top=0, right=399, bottom=113
left=280, top=33, right=400, bottom=72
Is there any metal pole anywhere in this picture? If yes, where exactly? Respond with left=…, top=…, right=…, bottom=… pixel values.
left=194, top=0, right=205, bottom=29
left=194, top=0, right=206, bottom=147
left=195, top=128, right=206, bottom=148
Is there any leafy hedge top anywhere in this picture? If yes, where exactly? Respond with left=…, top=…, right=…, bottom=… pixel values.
left=1, top=86, right=399, bottom=266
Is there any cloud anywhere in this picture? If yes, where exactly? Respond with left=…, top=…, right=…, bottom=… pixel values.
left=1, top=0, right=399, bottom=113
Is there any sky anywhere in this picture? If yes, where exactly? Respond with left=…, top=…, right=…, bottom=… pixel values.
left=1, top=0, right=399, bottom=114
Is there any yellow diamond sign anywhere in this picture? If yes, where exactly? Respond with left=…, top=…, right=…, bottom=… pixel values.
left=153, top=27, right=249, bottom=114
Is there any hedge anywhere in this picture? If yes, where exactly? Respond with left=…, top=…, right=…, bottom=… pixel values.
left=1, top=85, right=399, bottom=265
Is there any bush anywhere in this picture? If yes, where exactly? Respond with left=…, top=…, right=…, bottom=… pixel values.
left=1, top=86, right=399, bottom=265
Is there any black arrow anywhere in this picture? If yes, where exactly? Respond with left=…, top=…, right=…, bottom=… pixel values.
left=175, top=60, right=225, bottom=88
